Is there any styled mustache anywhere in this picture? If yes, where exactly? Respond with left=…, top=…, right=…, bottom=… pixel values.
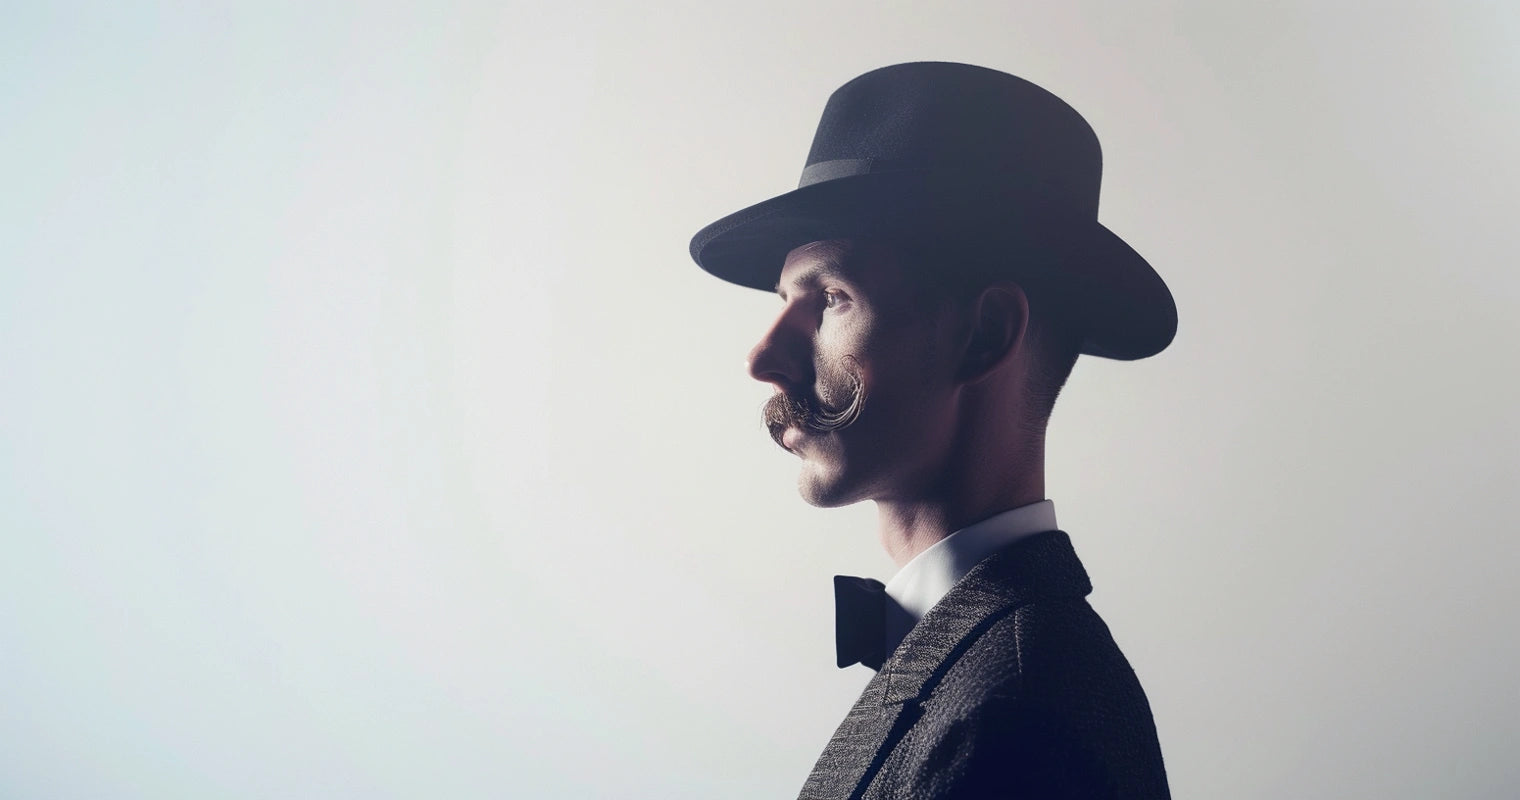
left=763, top=357, right=865, bottom=449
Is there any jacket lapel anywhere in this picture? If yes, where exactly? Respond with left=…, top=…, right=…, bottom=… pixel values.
left=797, top=531, right=1092, bottom=800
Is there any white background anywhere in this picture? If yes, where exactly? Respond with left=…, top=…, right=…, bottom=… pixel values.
left=3, top=2, right=1517, bottom=798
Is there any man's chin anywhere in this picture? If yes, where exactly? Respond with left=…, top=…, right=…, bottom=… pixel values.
left=795, top=464, right=865, bottom=509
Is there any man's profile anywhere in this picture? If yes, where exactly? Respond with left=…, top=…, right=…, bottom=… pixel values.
left=690, top=62, right=1174, bottom=799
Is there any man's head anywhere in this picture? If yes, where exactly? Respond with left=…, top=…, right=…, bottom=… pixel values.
left=690, top=62, right=1175, bottom=506
left=748, top=237, right=1082, bottom=508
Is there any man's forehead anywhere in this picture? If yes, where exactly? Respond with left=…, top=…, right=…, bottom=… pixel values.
left=777, top=240, right=850, bottom=287
left=776, top=239, right=908, bottom=293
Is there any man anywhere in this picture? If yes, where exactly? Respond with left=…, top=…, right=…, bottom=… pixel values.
left=690, top=62, right=1174, bottom=799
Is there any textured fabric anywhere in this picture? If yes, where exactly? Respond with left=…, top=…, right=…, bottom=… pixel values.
left=883, top=500, right=1057, bottom=656
left=799, top=531, right=1169, bottom=800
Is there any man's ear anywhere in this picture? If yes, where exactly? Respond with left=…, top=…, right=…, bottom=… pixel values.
left=959, top=283, right=1030, bottom=383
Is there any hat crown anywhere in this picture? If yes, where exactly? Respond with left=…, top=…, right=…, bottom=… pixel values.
left=689, top=62, right=1176, bottom=360
left=802, top=62, right=1102, bottom=216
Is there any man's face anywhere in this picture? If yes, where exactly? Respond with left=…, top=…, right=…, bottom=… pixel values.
left=748, top=239, right=961, bottom=507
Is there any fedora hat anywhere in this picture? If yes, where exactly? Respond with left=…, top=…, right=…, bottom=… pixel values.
left=689, top=61, right=1176, bottom=360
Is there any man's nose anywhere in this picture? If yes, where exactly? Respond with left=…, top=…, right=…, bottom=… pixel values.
left=747, top=312, right=810, bottom=387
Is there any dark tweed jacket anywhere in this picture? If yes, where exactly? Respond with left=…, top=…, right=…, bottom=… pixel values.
left=799, top=531, right=1169, bottom=800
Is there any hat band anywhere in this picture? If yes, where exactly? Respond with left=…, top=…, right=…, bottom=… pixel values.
left=798, top=158, right=897, bottom=188
left=797, top=158, right=1101, bottom=220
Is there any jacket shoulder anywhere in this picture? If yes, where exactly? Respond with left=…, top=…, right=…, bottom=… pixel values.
left=871, top=598, right=1169, bottom=799
left=924, top=597, right=1155, bottom=733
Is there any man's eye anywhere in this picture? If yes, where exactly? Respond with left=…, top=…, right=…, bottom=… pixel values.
left=823, top=290, right=846, bottom=309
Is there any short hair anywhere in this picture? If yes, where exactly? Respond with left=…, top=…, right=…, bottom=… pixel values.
left=1019, top=287, right=1083, bottom=426
left=889, top=235, right=1084, bottom=428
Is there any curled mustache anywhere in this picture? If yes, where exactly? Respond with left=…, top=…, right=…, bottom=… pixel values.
left=763, top=356, right=865, bottom=449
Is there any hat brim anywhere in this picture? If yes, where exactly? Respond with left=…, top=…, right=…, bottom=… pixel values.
left=690, top=171, right=1176, bottom=361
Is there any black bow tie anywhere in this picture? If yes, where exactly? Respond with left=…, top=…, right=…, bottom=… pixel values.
left=834, top=575, right=887, bottom=671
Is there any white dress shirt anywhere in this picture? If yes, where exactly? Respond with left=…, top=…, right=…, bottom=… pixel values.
left=882, top=500, right=1058, bottom=657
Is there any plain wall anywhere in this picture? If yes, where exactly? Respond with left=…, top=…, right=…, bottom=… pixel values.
left=3, top=2, right=1517, bottom=797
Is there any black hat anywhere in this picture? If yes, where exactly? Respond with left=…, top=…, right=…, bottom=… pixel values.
left=689, top=62, right=1176, bottom=360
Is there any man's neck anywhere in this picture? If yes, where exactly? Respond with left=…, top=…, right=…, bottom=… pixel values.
left=874, top=472, right=1046, bottom=568
left=873, top=400, right=1050, bottom=567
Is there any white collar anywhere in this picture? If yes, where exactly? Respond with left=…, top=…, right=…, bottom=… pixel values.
left=882, top=500, right=1058, bottom=656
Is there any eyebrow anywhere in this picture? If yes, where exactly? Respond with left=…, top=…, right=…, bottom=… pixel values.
left=775, top=258, right=849, bottom=300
